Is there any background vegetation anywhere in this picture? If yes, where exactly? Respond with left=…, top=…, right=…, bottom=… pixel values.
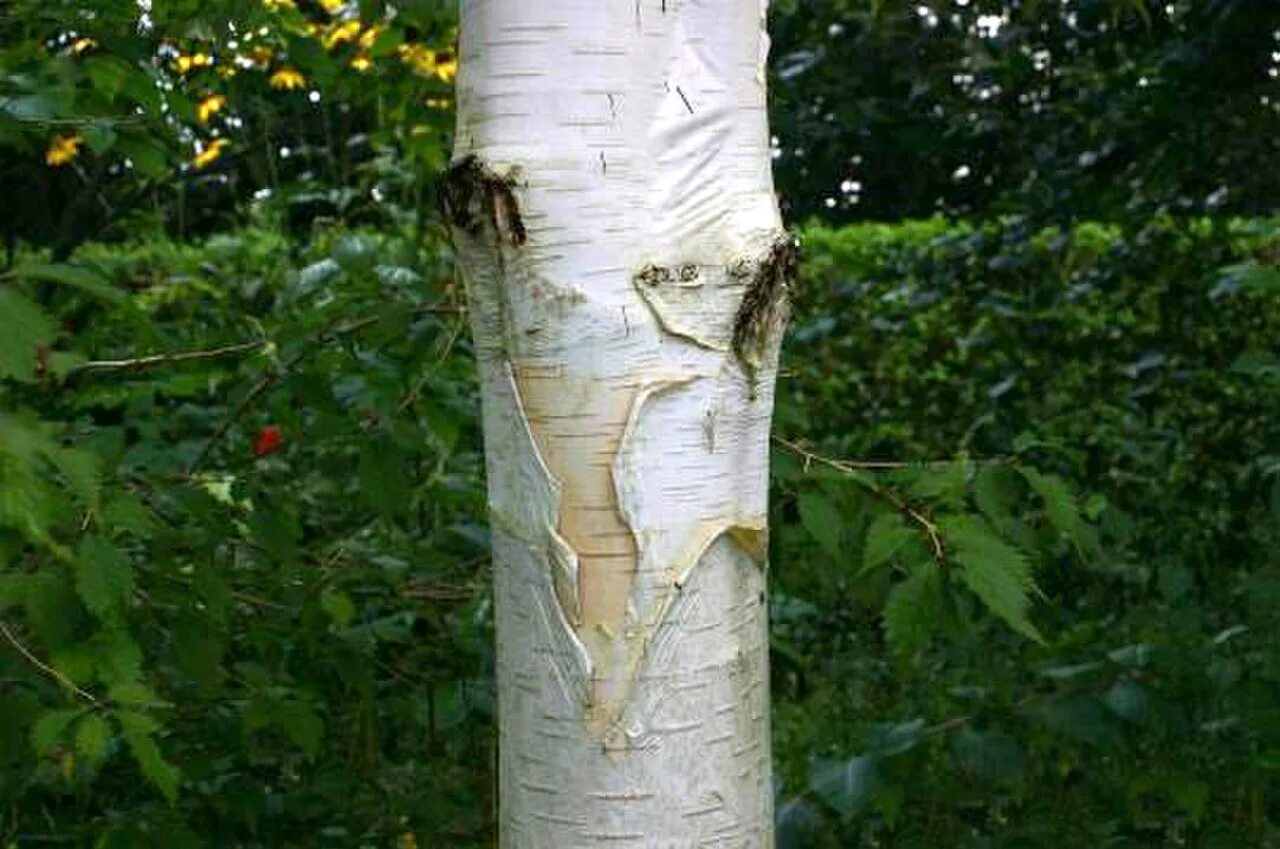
left=1, top=1, right=1278, bottom=847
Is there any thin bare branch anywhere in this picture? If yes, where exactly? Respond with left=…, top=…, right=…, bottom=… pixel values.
left=74, top=341, right=269, bottom=374
left=772, top=435, right=947, bottom=561
left=0, top=619, right=98, bottom=705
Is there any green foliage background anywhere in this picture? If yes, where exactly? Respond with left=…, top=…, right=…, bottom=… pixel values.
left=1, top=0, right=1279, bottom=847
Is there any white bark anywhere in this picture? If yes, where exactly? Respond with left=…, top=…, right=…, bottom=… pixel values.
left=446, top=2, right=789, bottom=846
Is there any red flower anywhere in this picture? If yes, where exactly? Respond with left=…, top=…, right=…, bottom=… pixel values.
left=253, top=425, right=283, bottom=457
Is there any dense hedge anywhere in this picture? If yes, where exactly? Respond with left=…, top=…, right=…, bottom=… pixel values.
left=771, top=216, right=1280, bottom=846
left=1, top=214, right=1278, bottom=847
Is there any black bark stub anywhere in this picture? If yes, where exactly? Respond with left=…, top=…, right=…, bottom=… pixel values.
left=731, top=234, right=797, bottom=392
left=440, top=154, right=527, bottom=247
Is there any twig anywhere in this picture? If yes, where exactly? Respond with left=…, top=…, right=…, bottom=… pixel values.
left=397, top=315, right=468, bottom=414
left=186, top=302, right=465, bottom=475
left=0, top=619, right=98, bottom=705
left=73, top=341, right=269, bottom=374
left=773, top=435, right=947, bottom=561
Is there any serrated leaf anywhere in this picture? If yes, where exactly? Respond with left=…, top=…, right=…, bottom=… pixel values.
left=902, top=461, right=968, bottom=508
left=797, top=492, right=843, bottom=559
left=15, top=263, right=125, bottom=305
left=92, top=628, right=143, bottom=685
left=861, top=512, right=913, bottom=574
left=74, top=713, right=112, bottom=761
left=942, top=514, right=1042, bottom=642
left=75, top=537, right=135, bottom=621
left=973, top=464, right=1019, bottom=531
left=118, top=711, right=179, bottom=802
left=808, top=755, right=879, bottom=818
left=31, top=709, right=79, bottom=753
left=102, top=491, right=158, bottom=538
left=0, top=290, right=56, bottom=383
left=1020, top=467, right=1088, bottom=555
left=50, top=447, right=102, bottom=505
left=883, top=564, right=942, bottom=654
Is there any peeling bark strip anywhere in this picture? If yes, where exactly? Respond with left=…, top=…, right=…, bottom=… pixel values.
left=450, top=1, right=784, bottom=845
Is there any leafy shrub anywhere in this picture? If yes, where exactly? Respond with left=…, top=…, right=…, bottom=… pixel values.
left=772, top=215, right=1280, bottom=847
left=1, top=214, right=1278, bottom=847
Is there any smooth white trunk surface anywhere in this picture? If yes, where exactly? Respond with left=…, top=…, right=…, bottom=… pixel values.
left=447, top=2, right=788, bottom=846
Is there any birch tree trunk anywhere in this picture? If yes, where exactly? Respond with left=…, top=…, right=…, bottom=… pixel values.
left=444, top=2, right=791, bottom=846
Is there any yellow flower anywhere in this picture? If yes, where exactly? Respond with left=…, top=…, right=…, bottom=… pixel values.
left=192, top=138, right=230, bottom=170
left=358, top=25, right=382, bottom=50
left=197, top=94, right=227, bottom=123
left=350, top=54, right=373, bottom=72
left=318, top=0, right=343, bottom=13
left=398, top=44, right=457, bottom=83
left=323, top=20, right=362, bottom=50
left=263, top=0, right=295, bottom=9
left=70, top=37, right=97, bottom=56
left=433, top=53, right=457, bottom=83
left=218, top=65, right=238, bottom=80
left=174, top=52, right=213, bottom=74
left=250, top=45, right=275, bottom=67
left=45, top=134, right=82, bottom=167
left=397, top=43, right=432, bottom=74
left=269, top=67, right=306, bottom=90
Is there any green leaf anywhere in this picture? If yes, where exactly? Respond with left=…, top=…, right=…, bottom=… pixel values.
left=109, top=681, right=160, bottom=708
left=950, top=727, right=1025, bottom=786
left=75, top=537, right=135, bottom=622
left=31, top=709, right=79, bottom=754
left=809, top=755, right=879, bottom=818
left=861, top=512, right=913, bottom=574
left=798, top=492, right=843, bottom=559
left=942, top=515, right=1042, bottom=642
left=91, top=628, right=143, bottom=685
left=882, top=564, right=942, bottom=654
left=1103, top=679, right=1148, bottom=724
left=0, top=290, right=56, bottom=383
left=102, top=491, right=158, bottom=538
left=50, top=447, right=102, bottom=505
left=331, top=233, right=380, bottom=273
left=118, top=711, right=179, bottom=803
left=320, top=588, right=356, bottom=627
left=973, top=464, right=1019, bottom=531
left=1222, top=262, right=1280, bottom=294
left=1020, top=467, right=1087, bottom=554
left=74, top=713, right=112, bottom=762
left=1231, top=349, right=1280, bottom=379
left=902, top=461, right=968, bottom=508
left=1169, top=777, right=1210, bottom=824
left=15, top=262, right=125, bottom=305
left=359, top=437, right=411, bottom=521
left=276, top=701, right=324, bottom=759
